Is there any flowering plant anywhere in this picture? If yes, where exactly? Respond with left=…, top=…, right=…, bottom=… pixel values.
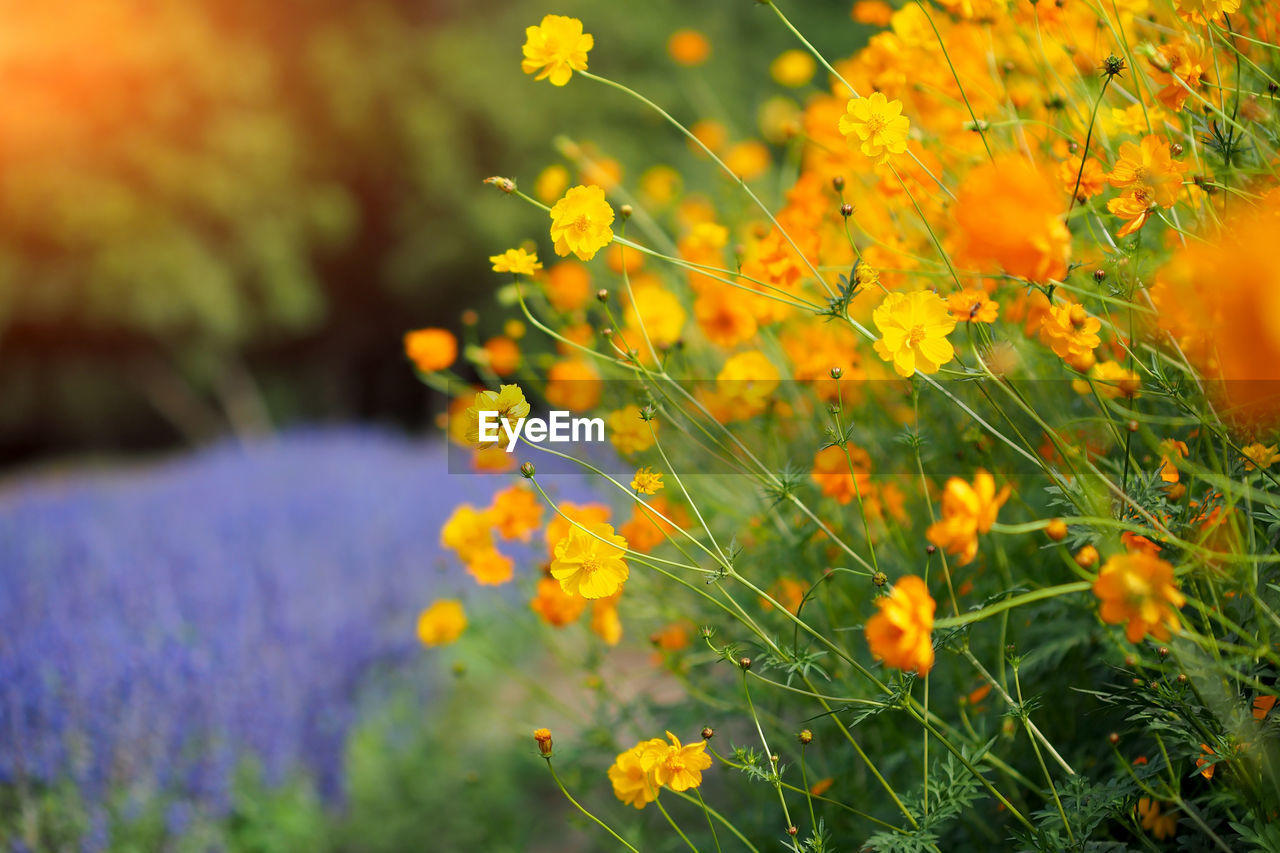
left=413, top=2, right=1280, bottom=848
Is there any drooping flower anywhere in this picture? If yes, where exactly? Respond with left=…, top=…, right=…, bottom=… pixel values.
left=549, top=185, right=615, bottom=260
left=1093, top=551, right=1185, bottom=643
left=521, top=15, right=593, bottom=87
left=925, top=470, right=1011, bottom=566
left=640, top=731, right=713, bottom=792
left=608, top=740, right=665, bottom=808
left=872, top=290, right=956, bottom=377
left=404, top=328, right=458, bottom=373
left=1137, top=798, right=1178, bottom=840
left=464, top=385, right=531, bottom=449
left=837, top=92, right=910, bottom=164
left=865, top=575, right=936, bottom=675
left=489, top=248, right=543, bottom=276
left=550, top=522, right=630, bottom=599
left=416, top=599, right=467, bottom=647
left=631, top=467, right=664, bottom=495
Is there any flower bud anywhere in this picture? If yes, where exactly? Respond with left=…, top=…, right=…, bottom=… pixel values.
left=520, top=462, right=536, bottom=479
left=701, top=727, right=715, bottom=740
left=1074, top=545, right=1099, bottom=568
left=534, top=728, right=553, bottom=756
left=832, top=175, right=845, bottom=191
left=1108, top=732, right=1120, bottom=745
left=829, top=366, right=843, bottom=379
left=1046, top=519, right=1068, bottom=541
left=739, top=656, right=752, bottom=670
left=483, top=176, right=516, bottom=193
left=872, top=570, right=887, bottom=587
left=840, top=202, right=854, bottom=218
left=596, top=289, right=609, bottom=303
left=1093, top=268, right=1106, bottom=282
left=798, top=729, right=813, bottom=745
left=619, top=204, right=633, bottom=219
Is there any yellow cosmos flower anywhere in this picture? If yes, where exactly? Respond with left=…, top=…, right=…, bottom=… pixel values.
left=865, top=575, right=935, bottom=675
left=549, top=185, right=615, bottom=261
left=641, top=731, right=713, bottom=792
left=925, top=470, right=1011, bottom=566
left=550, top=522, right=630, bottom=599
left=872, top=291, right=956, bottom=377
left=416, top=599, right=467, bottom=647
left=440, top=504, right=495, bottom=561
left=837, top=92, right=909, bottom=164
left=625, top=285, right=686, bottom=349
left=521, top=15, right=593, bottom=87
left=631, top=467, right=664, bottom=495
left=608, top=405, right=655, bottom=456
left=489, top=248, right=542, bottom=276
left=770, top=49, right=816, bottom=87
left=1093, top=551, right=1186, bottom=643
left=464, top=384, right=530, bottom=449
left=1241, top=443, right=1280, bottom=472
left=1108, top=135, right=1189, bottom=209
left=608, top=739, right=665, bottom=808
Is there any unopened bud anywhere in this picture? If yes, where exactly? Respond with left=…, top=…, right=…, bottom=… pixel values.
left=798, top=729, right=813, bottom=745
left=534, top=727, right=553, bottom=756
left=1108, top=732, right=1120, bottom=745
left=872, top=570, right=887, bottom=587
left=483, top=176, right=516, bottom=193
left=520, top=462, right=536, bottom=479
left=1093, top=268, right=1106, bottom=282
left=840, top=202, right=854, bottom=217
left=701, top=727, right=715, bottom=740
left=739, top=656, right=752, bottom=670
left=830, top=366, right=843, bottom=379
left=596, top=289, right=609, bottom=303
left=1046, top=519, right=1068, bottom=541
left=832, top=175, right=845, bottom=191
left=619, top=204, right=633, bottom=219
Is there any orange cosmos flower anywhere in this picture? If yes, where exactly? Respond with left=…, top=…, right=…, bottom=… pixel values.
left=925, top=470, right=1011, bottom=566
left=544, top=260, right=592, bottom=312
left=589, top=593, right=623, bottom=645
left=667, top=29, right=710, bottom=66
left=872, top=290, right=956, bottom=377
left=544, top=501, right=611, bottom=558
left=550, top=522, right=630, bottom=599
left=1108, top=136, right=1189, bottom=209
left=549, top=185, right=614, bottom=261
left=530, top=576, right=587, bottom=627
left=954, top=157, right=1070, bottom=283
left=488, top=485, right=543, bottom=542
left=544, top=358, right=602, bottom=411
left=1149, top=40, right=1206, bottom=112
left=1137, top=798, right=1178, bottom=840
left=416, top=599, right=467, bottom=646
left=946, top=289, right=999, bottom=324
left=466, top=548, right=514, bottom=586
left=811, top=444, right=872, bottom=505
left=1092, top=551, right=1185, bottom=643
left=404, top=328, right=458, bottom=373
left=641, top=731, right=714, bottom=792
left=1039, top=301, right=1101, bottom=371
left=521, top=15, right=593, bottom=87
left=865, top=575, right=936, bottom=675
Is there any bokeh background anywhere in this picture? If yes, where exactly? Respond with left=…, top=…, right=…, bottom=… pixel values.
left=0, top=1, right=859, bottom=849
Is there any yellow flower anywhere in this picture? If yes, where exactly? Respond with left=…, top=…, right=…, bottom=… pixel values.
left=631, top=467, right=664, bottom=495
left=489, top=248, right=542, bottom=276
left=1137, top=798, right=1178, bottom=840
left=1241, top=442, right=1280, bottom=472
left=608, top=406, right=655, bottom=455
left=1073, top=361, right=1141, bottom=399
left=925, top=470, right=1011, bottom=566
left=608, top=740, right=665, bottom=808
left=1108, top=135, right=1189, bottom=209
left=641, top=731, right=713, bottom=792
left=625, top=285, right=686, bottom=349
left=1093, top=551, right=1185, bottom=643
left=837, top=92, right=909, bottom=164
left=521, top=15, right=593, bottom=87
left=464, top=385, right=531, bottom=449
left=416, top=599, right=467, bottom=647
left=534, top=164, right=570, bottom=203
left=440, top=504, right=494, bottom=561
left=1038, top=301, right=1101, bottom=370
left=770, top=49, right=816, bottom=87
left=534, top=728, right=554, bottom=756
left=872, top=291, right=956, bottom=377
left=716, top=351, right=780, bottom=416
left=403, top=328, right=457, bottom=373
left=865, top=575, right=935, bottom=675
left=550, top=522, right=630, bottom=599
left=549, top=185, right=615, bottom=261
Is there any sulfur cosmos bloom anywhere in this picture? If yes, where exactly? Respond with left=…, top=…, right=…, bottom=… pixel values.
left=608, top=739, right=665, bottom=808
left=631, top=467, right=664, bottom=495
left=489, top=248, right=542, bottom=276
left=464, top=384, right=530, bottom=449
left=865, top=575, right=936, bottom=675
left=403, top=327, right=458, bottom=373
left=521, top=15, right=593, bottom=87
left=1093, top=551, right=1186, bottom=643
left=550, top=522, right=630, bottom=599
left=926, top=470, right=1011, bottom=566
left=872, top=290, right=956, bottom=377
left=416, top=599, right=467, bottom=647
left=641, top=731, right=713, bottom=792
left=838, top=92, right=909, bottom=164
left=549, top=185, right=615, bottom=261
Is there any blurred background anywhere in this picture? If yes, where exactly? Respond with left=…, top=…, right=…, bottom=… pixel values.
left=0, top=0, right=855, bottom=849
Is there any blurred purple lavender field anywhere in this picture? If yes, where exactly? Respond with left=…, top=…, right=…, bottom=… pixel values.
left=0, top=427, right=563, bottom=832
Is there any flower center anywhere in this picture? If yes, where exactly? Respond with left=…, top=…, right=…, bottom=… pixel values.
left=572, top=214, right=592, bottom=233
left=907, top=324, right=927, bottom=346
left=581, top=556, right=601, bottom=575
left=864, top=114, right=888, bottom=138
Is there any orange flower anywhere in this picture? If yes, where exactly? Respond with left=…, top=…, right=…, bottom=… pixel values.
left=1093, top=551, right=1185, bottom=643
left=954, top=157, right=1070, bottom=283
left=530, top=576, right=587, bottom=627
left=608, top=740, right=664, bottom=808
left=404, top=328, right=458, bottom=373
left=618, top=496, right=688, bottom=553
left=534, top=728, right=554, bottom=756
left=1253, top=694, right=1277, bottom=721
left=608, top=405, right=655, bottom=455
left=440, top=504, right=494, bottom=561
left=865, top=575, right=936, bottom=675
left=544, top=260, right=592, bottom=312
left=1039, top=301, right=1101, bottom=370
left=544, top=358, right=602, bottom=411
left=545, top=501, right=611, bottom=558
left=1241, top=443, right=1280, bottom=472
left=1108, top=136, right=1189, bottom=209
left=466, top=548, right=514, bottom=586
left=482, top=336, right=520, bottom=376
left=946, top=289, right=999, bottom=324
left=1137, top=798, right=1178, bottom=840
left=1196, top=744, right=1216, bottom=780
left=811, top=444, right=872, bottom=505
left=760, top=577, right=808, bottom=615
left=489, top=485, right=543, bottom=542
left=1150, top=40, right=1206, bottom=112
left=925, top=470, right=1011, bottom=565
left=589, top=594, right=623, bottom=645
left=667, top=29, right=711, bottom=66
